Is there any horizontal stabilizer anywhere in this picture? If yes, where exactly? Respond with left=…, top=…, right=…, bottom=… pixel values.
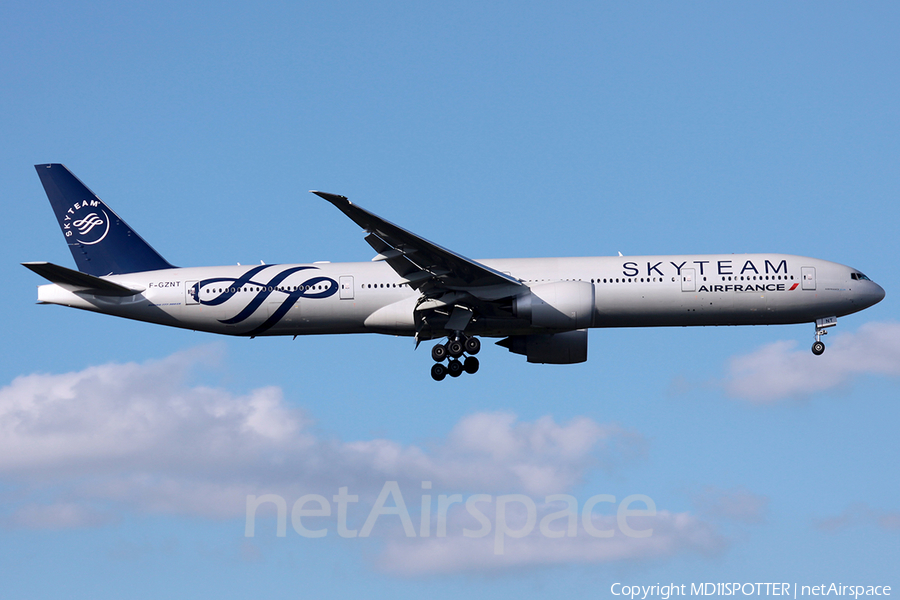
left=22, top=262, right=142, bottom=296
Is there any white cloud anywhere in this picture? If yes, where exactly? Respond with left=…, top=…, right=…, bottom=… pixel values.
left=722, top=321, right=900, bottom=403
left=435, top=413, right=645, bottom=496
left=377, top=506, right=724, bottom=576
left=0, top=346, right=312, bottom=477
left=6, top=502, right=115, bottom=530
left=690, top=486, right=769, bottom=524
left=0, top=348, right=734, bottom=574
left=813, top=503, right=900, bottom=532
left=0, top=348, right=643, bottom=524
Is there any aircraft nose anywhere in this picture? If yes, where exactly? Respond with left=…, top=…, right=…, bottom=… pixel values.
left=873, top=282, right=886, bottom=304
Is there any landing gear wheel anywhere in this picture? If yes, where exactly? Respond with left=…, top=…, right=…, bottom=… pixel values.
left=447, top=359, right=463, bottom=377
left=464, top=356, right=480, bottom=374
left=431, top=344, right=448, bottom=362
left=431, top=363, right=447, bottom=381
left=447, top=340, right=464, bottom=358
left=812, top=318, right=835, bottom=357
left=464, top=337, right=481, bottom=355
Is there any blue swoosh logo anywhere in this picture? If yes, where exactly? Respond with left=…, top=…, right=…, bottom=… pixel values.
left=190, top=265, right=338, bottom=335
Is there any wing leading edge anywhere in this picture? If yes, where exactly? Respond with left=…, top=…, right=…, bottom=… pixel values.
left=311, top=191, right=524, bottom=299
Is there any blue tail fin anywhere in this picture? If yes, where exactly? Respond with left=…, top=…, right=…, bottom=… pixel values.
left=35, top=164, right=175, bottom=276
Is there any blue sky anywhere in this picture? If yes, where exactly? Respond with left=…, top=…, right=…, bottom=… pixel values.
left=2, top=1, right=898, bottom=598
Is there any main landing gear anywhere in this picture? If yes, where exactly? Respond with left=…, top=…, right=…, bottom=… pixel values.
left=811, top=316, right=837, bottom=356
left=430, top=335, right=481, bottom=381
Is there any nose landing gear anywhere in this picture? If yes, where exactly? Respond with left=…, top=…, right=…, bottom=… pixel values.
left=430, top=334, right=481, bottom=381
left=811, top=316, right=837, bottom=356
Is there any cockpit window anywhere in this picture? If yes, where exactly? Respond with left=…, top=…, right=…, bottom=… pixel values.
left=851, top=272, right=872, bottom=281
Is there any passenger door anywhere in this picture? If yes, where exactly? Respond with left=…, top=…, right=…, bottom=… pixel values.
left=339, top=275, right=354, bottom=300
left=801, top=267, right=816, bottom=291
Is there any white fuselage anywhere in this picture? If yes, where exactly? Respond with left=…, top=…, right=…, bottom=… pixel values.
left=35, top=253, right=885, bottom=339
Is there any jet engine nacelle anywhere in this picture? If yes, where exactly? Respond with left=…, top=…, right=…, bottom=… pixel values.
left=513, top=280, right=595, bottom=329
left=498, top=329, right=588, bottom=364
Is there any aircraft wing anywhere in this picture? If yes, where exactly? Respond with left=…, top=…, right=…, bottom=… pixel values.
left=312, top=191, right=525, bottom=297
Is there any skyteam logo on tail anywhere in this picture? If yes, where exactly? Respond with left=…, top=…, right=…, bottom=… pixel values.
left=63, top=200, right=110, bottom=245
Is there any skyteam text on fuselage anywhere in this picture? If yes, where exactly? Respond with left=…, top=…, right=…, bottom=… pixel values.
left=25, top=164, right=886, bottom=381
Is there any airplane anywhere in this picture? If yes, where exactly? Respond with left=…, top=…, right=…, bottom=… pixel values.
left=25, top=164, right=885, bottom=381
